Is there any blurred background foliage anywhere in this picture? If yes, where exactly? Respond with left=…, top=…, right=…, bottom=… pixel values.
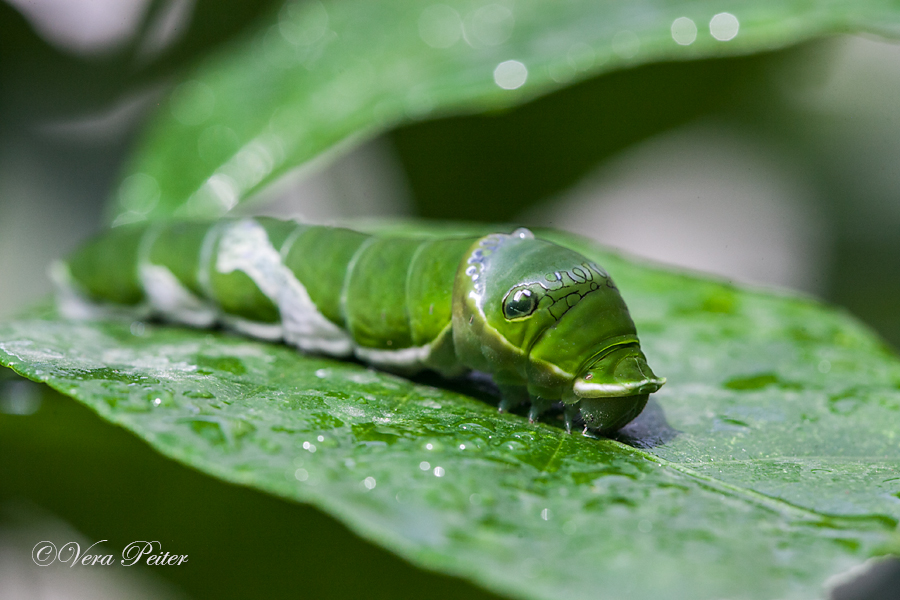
left=2, top=1, right=899, bottom=346
left=1, top=0, right=899, bottom=598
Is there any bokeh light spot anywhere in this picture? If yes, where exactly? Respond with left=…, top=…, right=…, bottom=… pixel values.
left=671, top=17, right=697, bottom=45
left=494, top=60, right=527, bottom=89
left=710, top=13, right=739, bottom=41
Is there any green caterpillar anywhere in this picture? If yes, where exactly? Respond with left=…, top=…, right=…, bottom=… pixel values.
left=51, top=218, right=665, bottom=434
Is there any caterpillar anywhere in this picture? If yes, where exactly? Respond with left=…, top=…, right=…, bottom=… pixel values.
left=51, top=218, right=665, bottom=435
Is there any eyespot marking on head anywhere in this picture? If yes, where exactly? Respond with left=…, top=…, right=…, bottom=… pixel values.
left=501, top=260, right=615, bottom=323
left=503, top=286, right=539, bottom=320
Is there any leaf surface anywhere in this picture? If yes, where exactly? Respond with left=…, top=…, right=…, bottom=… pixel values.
left=2, top=237, right=898, bottom=600
left=111, top=0, right=900, bottom=223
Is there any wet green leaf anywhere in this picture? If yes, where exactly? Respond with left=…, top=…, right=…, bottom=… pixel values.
left=2, top=239, right=898, bottom=600
left=111, top=0, right=900, bottom=223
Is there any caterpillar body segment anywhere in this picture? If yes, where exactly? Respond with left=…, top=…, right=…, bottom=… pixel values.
left=53, top=218, right=665, bottom=434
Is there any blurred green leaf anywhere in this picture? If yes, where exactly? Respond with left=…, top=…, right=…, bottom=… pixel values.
left=2, top=235, right=899, bottom=600
left=391, top=50, right=777, bottom=221
left=111, top=0, right=900, bottom=223
left=0, top=0, right=283, bottom=121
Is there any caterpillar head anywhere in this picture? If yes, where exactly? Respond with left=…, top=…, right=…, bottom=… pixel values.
left=452, top=228, right=664, bottom=434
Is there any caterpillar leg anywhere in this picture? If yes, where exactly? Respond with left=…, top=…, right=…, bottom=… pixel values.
left=497, top=384, right=528, bottom=413
left=527, top=397, right=552, bottom=424
left=563, top=404, right=580, bottom=434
